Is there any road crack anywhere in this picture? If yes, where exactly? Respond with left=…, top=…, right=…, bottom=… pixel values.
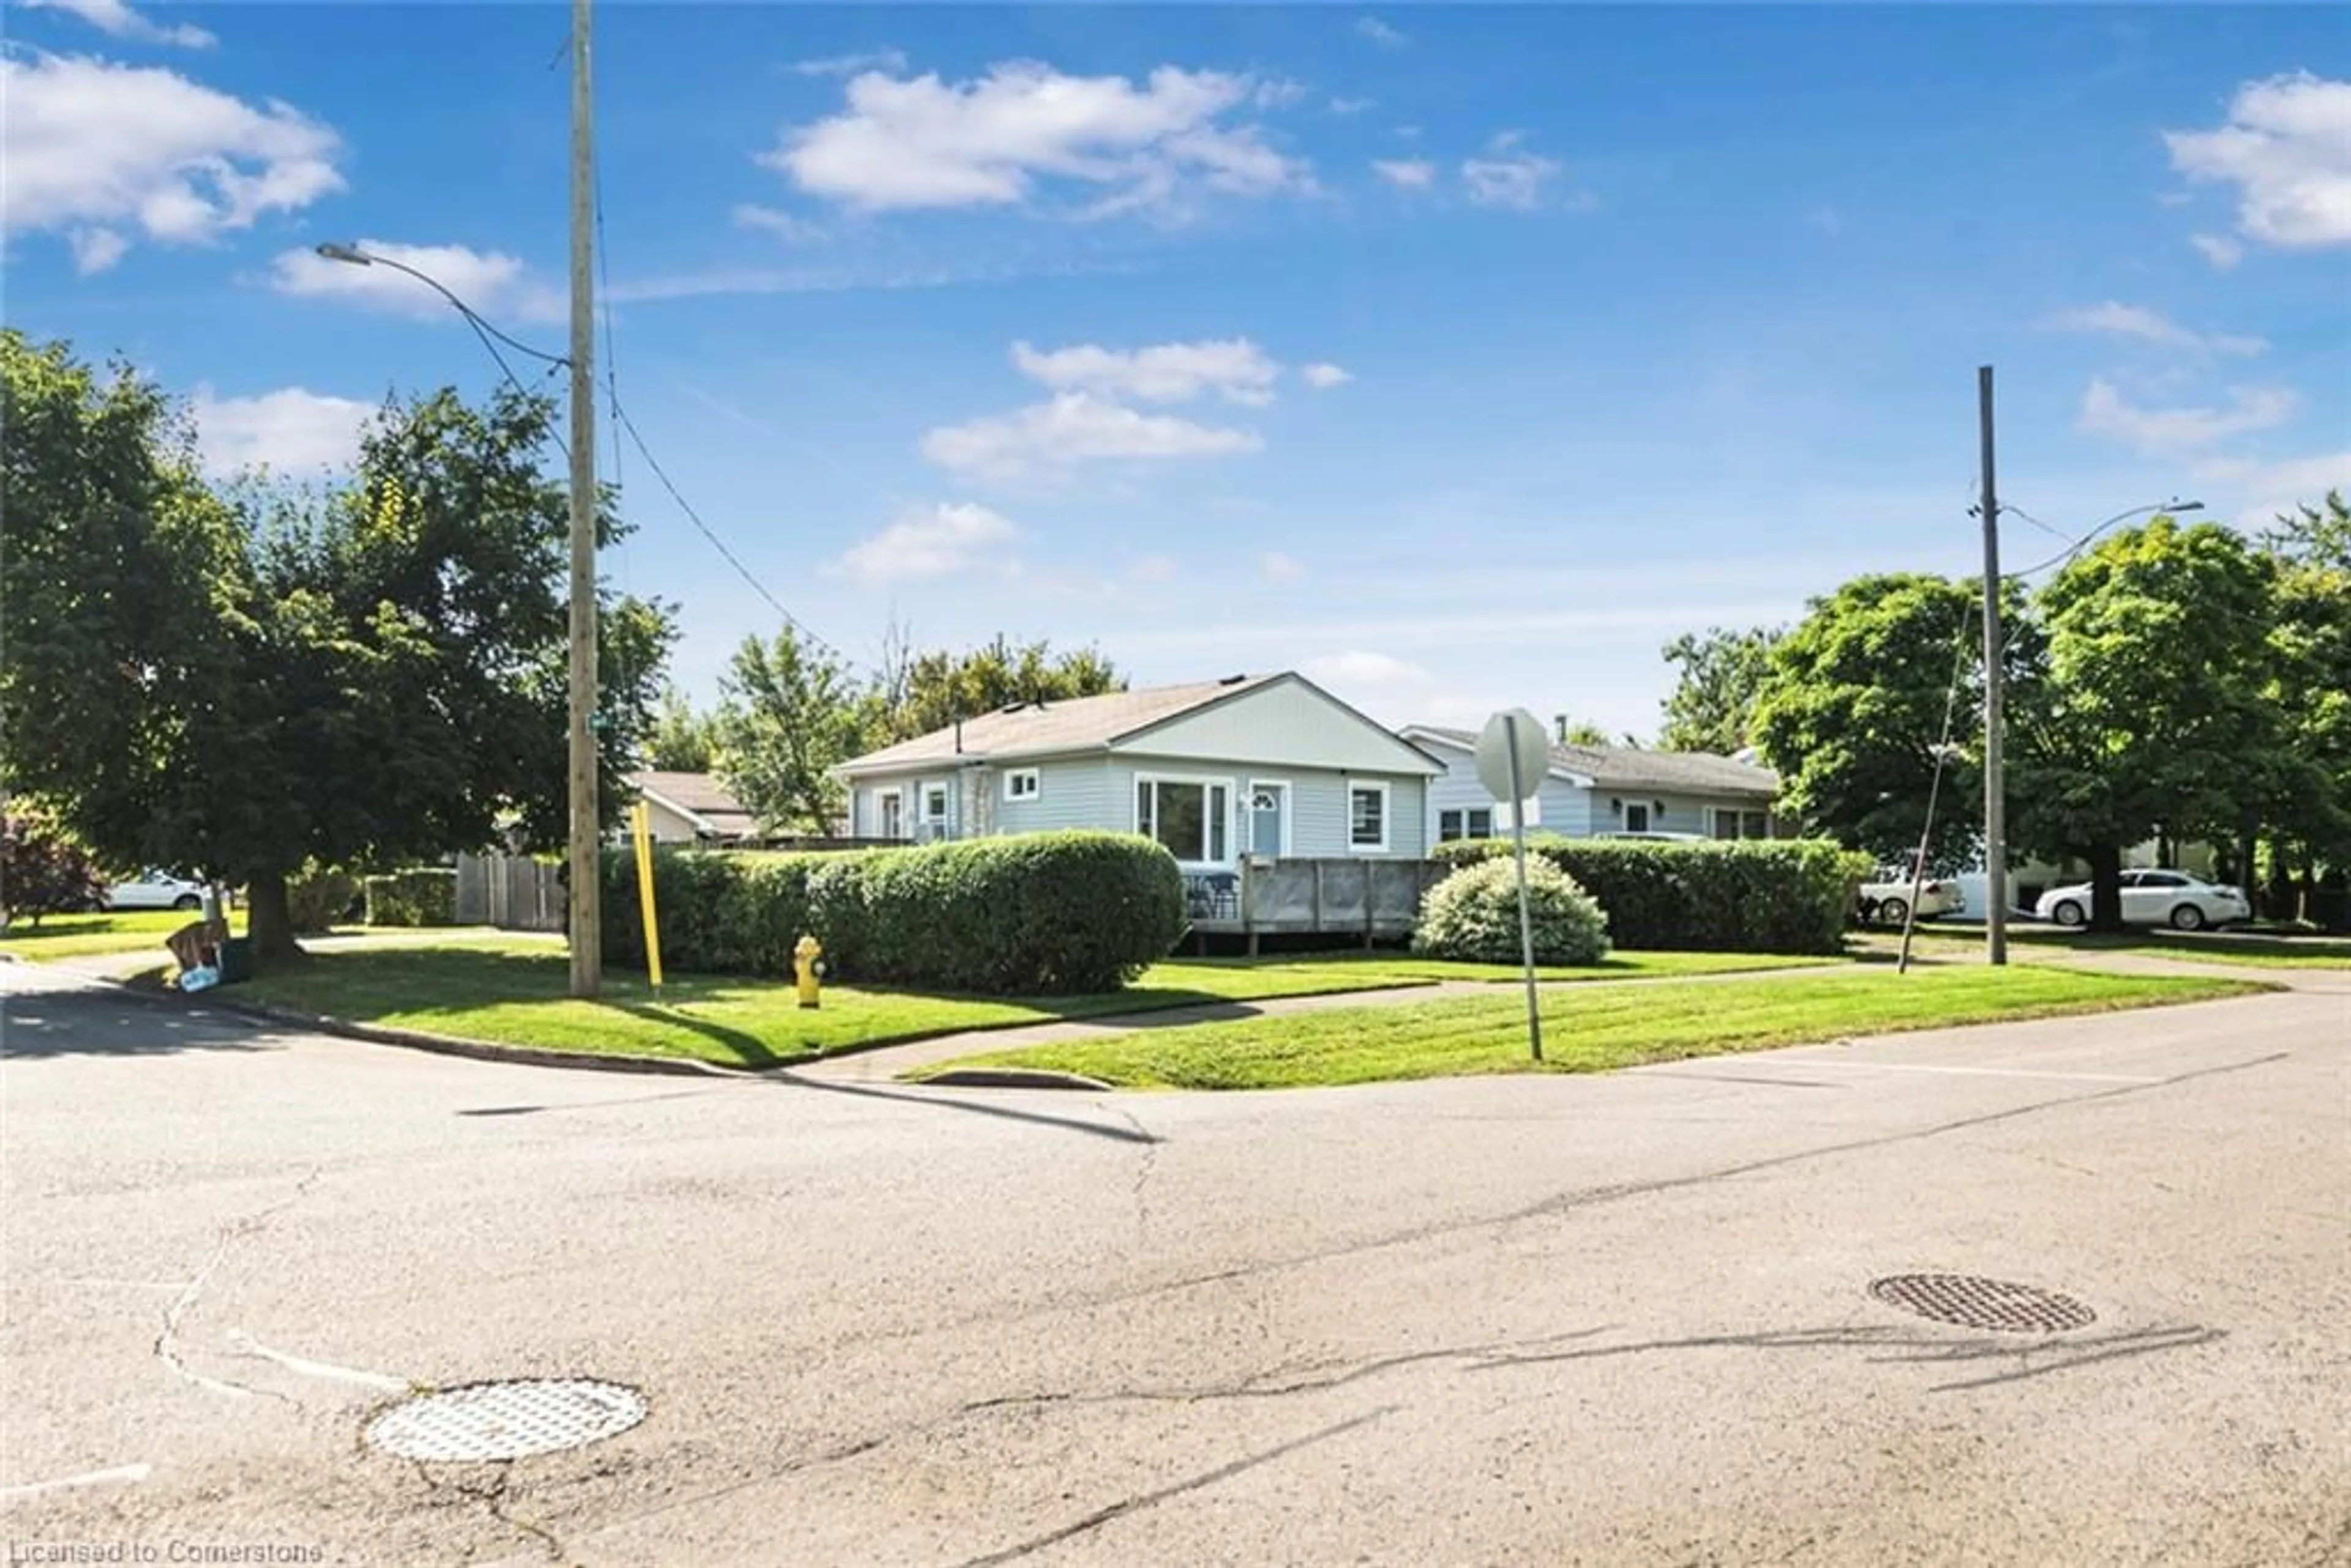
left=154, top=1166, right=322, bottom=1403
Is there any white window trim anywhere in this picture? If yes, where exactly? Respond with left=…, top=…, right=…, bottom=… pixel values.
left=873, top=785, right=906, bottom=838
left=1245, top=778, right=1292, bottom=858
left=1438, top=805, right=1495, bottom=843
left=919, top=781, right=950, bottom=822
left=1133, top=770, right=1238, bottom=867
left=1003, top=767, right=1041, bottom=803
left=1348, top=780, right=1392, bottom=854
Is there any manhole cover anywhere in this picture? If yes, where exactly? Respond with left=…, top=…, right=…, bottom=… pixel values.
left=363, top=1378, right=647, bottom=1461
left=1869, top=1274, right=2096, bottom=1334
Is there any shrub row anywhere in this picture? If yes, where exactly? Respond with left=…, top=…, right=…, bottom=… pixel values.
left=599, top=830, right=1188, bottom=995
left=287, top=863, right=362, bottom=934
left=364, top=868, right=457, bottom=927
left=1430, top=837, right=1869, bottom=955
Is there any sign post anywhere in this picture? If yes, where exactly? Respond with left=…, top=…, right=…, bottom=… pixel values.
left=1475, top=708, right=1551, bottom=1063
left=629, top=800, right=664, bottom=994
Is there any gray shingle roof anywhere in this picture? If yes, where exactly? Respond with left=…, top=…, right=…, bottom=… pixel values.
left=839, top=674, right=1283, bottom=772
left=629, top=771, right=756, bottom=831
left=1406, top=726, right=1779, bottom=798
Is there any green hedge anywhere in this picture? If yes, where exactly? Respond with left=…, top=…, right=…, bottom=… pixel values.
left=364, top=868, right=457, bottom=927
left=1430, top=837, right=1869, bottom=955
left=287, top=863, right=362, bottom=934
left=600, top=831, right=1188, bottom=994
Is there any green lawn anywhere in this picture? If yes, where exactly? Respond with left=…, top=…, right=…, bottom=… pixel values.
left=219, top=942, right=1440, bottom=1068
left=926, top=966, right=2271, bottom=1090
left=206, top=942, right=1842, bottom=1069
left=1907, top=927, right=2351, bottom=970
left=0, top=909, right=246, bottom=962
left=1185, top=950, right=1840, bottom=985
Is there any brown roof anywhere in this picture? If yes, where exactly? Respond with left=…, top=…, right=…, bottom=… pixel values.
left=839, top=674, right=1284, bottom=773
left=629, top=771, right=756, bottom=833
left=1404, top=727, right=1779, bottom=799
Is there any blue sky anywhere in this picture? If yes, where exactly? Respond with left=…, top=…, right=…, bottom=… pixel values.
left=7, top=2, right=2347, bottom=740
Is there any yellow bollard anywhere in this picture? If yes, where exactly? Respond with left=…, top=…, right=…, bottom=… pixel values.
left=630, top=801, right=664, bottom=993
left=793, top=935, right=823, bottom=1009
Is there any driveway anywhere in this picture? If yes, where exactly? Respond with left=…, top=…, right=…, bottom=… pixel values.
left=2, top=965, right=2344, bottom=1566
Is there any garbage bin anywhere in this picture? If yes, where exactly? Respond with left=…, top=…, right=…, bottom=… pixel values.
left=216, top=936, right=254, bottom=985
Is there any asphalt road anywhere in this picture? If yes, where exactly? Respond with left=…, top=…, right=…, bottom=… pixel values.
left=2, top=961, right=2345, bottom=1567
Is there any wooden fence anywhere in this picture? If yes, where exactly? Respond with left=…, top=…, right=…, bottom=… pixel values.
left=454, top=853, right=565, bottom=932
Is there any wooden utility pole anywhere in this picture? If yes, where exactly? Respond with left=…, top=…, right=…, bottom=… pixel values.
left=1978, top=366, right=2008, bottom=967
left=566, top=0, right=601, bottom=997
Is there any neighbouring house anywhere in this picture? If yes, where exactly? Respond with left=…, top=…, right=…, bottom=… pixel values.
left=831, top=672, right=1446, bottom=871
left=1400, top=725, right=1783, bottom=845
left=627, top=770, right=759, bottom=846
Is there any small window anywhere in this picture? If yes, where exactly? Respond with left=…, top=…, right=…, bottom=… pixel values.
left=1744, top=811, right=1769, bottom=839
left=923, top=786, right=948, bottom=820
left=1623, top=802, right=1651, bottom=833
left=1004, top=768, right=1041, bottom=802
left=1349, top=784, right=1389, bottom=850
left=1438, top=808, right=1494, bottom=843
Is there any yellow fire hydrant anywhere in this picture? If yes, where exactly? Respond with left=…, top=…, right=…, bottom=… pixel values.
left=793, top=935, right=825, bottom=1010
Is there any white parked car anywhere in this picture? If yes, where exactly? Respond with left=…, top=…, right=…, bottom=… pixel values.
left=2033, top=869, right=2251, bottom=931
left=103, top=869, right=211, bottom=912
left=1856, top=865, right=1962, bottom=926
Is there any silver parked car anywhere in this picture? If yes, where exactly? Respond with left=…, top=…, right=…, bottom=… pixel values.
left=2033, top=869, right=2251, bottom=931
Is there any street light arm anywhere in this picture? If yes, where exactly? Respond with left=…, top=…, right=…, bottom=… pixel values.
left=2006, top=498, right=2203, bottom=580
left=311, top=243, right=569, bottom=370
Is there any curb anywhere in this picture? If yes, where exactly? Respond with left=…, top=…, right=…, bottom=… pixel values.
left=121, top=975, right=752, bottom=1080
left=916, top=1067, right=1115, bottom=1092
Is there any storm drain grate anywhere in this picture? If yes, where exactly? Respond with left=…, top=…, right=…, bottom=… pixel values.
left=1869, top=1274, right=2096, bottom=1334
left=364, top=1378, right=647, bottom=1461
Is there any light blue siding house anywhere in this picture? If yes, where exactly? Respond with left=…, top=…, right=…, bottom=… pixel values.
left=1401, top=725, right=1783, bottom=845
left=834, top=673, right=1445, bottom=871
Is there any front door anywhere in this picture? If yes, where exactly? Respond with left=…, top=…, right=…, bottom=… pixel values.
left=878, top=790, right=904, bottom=840
left=1248, top=782, right=1288, bottom=858
left=1623, top=801, right=1652, bottom=833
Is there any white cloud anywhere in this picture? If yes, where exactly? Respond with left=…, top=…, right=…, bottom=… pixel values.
left=2078, top=378, right=2298, bottom=456
left=1355, top=16, right=1407, bottom=48
left=731, top=203, right=827, bottom=244
left=69, top=226, right=129, bottom=274
left=2045, top=301, right=2267, bottom=356
left=1461, top=133, right=1565, bottom=210
left=834, top=501, right=1018, bottom=585
left=21, top=0, right=214, bottom=48
left=1328, top=96, right=1376, bottom=116
left=0, top=54, right=340, bottom=264
left=1301, top=651, right=1496, bottom=730
left=1130, top=553, right=1182, bottom=582
left=2164, top=71, right=2351, bottom=249
left=1010, top=338, right=1281, bottom=406
left=2200, top=451, right=2351, bottom=528
left=765, top=61, right=1311, bottom=219
left=789, top=48, right=908, bottom=78
left=1261, top=550, right=1307, bottom=580
left=190, top=386, right=373, bottom=479
left=1302, top=362, right=1352, bottom=389
left=1372, top=157, right=1435, bottom=190
left=2191, top=232, right=2246, bottom=269
left=921, top=392, right=1263, bottom=481
left=269, top=239, right=564, bottom=324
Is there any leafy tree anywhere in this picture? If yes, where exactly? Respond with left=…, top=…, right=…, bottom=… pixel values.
left=1554, top=717, right=1611, bottom=747
left=0, top=812, right=107, bottom=928
left=2008, top=518, right=2282, bottom=930
left=1751, top=574, right=1995, bottom=869
left=0, top=331, right=666, bottom=963
left=1660, top=626, right=1783, bottom=754
left=643, top=683, right=722, bottom=773
left=714, top=625, right=864, bottom=833
left=871, top=634, right=1123, bottom=745
left=2254, top=490, right=2351, bottom=913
